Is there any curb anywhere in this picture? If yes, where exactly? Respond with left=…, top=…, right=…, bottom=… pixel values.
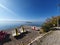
left=28, top=31, right=52, bottom=45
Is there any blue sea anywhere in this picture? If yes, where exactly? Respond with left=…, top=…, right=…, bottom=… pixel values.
left=0, top=21, right=43, bottom=30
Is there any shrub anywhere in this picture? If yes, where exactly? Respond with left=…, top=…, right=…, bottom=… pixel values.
left=41, top=16, right=60, bottom=32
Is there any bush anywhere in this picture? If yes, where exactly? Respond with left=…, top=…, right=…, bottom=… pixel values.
left=41, top=16, right=60, bottom=32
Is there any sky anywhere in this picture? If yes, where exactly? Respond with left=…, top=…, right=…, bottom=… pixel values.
left=0, top=0, right=60, bottom=22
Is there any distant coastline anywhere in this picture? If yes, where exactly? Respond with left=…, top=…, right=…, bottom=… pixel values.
left=0, top=21, right=42, bottom=30
left=26, top=22, right=32, bottom=23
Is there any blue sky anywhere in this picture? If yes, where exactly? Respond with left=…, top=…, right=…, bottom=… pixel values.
left=0, top=0, right=59, bottom=22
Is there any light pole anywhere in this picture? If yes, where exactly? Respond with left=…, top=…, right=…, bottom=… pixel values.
left=57, top=3, right=60, bottom=27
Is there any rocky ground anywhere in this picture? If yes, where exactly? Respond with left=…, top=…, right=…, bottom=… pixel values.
left=31, top=30, right=60, bottom=45
left=0, top=26, right=42, bottom=45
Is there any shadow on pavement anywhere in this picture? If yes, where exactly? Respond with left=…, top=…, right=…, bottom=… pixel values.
left=14, top=31, right=31, bottom=40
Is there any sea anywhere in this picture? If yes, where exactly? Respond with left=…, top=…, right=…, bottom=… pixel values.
left=0, top=21, right=43, bottom=30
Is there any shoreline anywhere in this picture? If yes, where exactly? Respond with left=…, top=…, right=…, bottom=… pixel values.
left=0, top=25, right=41, bottom=31
left=0, top=25, right=41, bottom=35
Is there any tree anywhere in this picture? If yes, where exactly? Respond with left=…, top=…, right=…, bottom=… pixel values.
left=41, top=16, right=60, bottom=32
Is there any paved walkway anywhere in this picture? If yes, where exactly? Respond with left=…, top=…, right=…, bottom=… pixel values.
left=31, top=30, right=60, bottom=45
left=1, top=28, right=41, bottom=45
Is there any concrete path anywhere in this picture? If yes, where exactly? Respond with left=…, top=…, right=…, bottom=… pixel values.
left=1, top=28, right=41, bottom=45
left=31, top=30, right=60, bottom=45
